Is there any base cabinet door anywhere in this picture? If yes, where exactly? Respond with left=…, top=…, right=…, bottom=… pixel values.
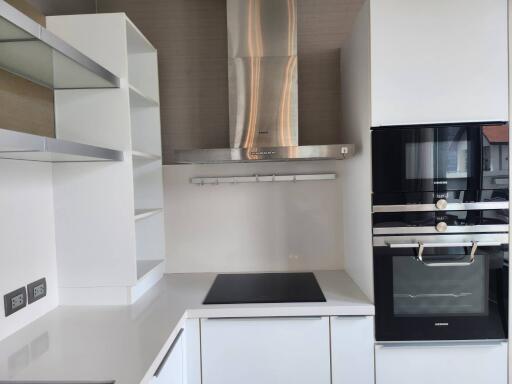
left=152, top=330, right=184, bottom=384
left=201, top=317, right=331, bottom=384
left=331, top=316, right=374, bottom=384
left=375, top=342, right=507, bottom=384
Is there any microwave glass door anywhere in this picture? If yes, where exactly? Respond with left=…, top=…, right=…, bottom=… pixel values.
left=374, top=238, right=508, bottom=341
left=372, top=124, right=508, bottom=194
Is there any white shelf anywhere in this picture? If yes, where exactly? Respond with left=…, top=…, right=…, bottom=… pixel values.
left=132, top=150, right=161, bottom=165
left=134, top=208, right=162, bottom=221
left=136, top=259, right=164, bottom=280
left=126, top=18, right=156, bottom=54
left=129, top=84, right=159, bottom=108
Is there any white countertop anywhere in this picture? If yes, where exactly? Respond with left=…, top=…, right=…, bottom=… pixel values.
left=0, top=270, right=373, bottom=384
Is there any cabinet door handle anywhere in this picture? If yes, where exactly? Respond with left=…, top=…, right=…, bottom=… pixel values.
left=154, top=328, right=184, bottom=378
left=205, top=316, right=324, bottom=321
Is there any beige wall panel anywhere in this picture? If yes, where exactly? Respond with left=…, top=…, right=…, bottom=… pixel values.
left=0, top=69, right=55, bottom=137
left=6, top=0, right=46, bottom=25
left=1, top=1, right=54, bottom=138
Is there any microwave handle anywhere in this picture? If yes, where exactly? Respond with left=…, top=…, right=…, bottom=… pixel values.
left=388, top=241, right=502, bottom=267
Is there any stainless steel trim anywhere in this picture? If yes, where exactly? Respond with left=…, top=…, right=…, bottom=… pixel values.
left=376, top=340, right=508, bottom=346
left=154, top=328, right=183, bottom=377
left=414, top=241, right=479, bottom=267
left=388, top=241, right=502, bottom=249
left=0, top=0, right=120, bottom=89
left=40, top=29, right=120, bottom=89
left=191, top=173, right=336, bottom=185
left=373, top=224, right=509, bottom=235
left=373, top=202, right=509, bottom=213
left=0, top=128, right=123, bottom=162
left=373, top=233, right=509, bottom=247
left=172, top=144, right=355, bottom=164
left=0, top=1, right=40, bottom=39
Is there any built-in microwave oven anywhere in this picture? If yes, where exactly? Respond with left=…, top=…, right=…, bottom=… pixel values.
left=372, top=122, right=509, bottom=342
left=372, top=122, right=509, bottom=206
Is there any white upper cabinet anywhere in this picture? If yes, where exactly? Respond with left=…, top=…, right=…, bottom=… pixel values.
left=370, top=0, right=508, bottom=126
left=200, top=317, right=331, bottom=384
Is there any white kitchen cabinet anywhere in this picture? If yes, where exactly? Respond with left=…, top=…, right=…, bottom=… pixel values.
left=201, top=317, right=330, bottom=384
left=370, top=0, right=508, bottom=126
left=375, top=342, right=507, bottom=384
left=152, top=330, right=184, bottom=384
left=331, top=316, right=374, bottom=384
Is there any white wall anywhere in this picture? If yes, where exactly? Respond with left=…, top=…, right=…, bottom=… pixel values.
left=0, top=160, right=59, bottom=342
left=164, top=161, right=345, bottom=273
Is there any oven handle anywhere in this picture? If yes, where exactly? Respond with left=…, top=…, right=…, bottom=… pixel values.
left=388, top=241, right=503, bottom=267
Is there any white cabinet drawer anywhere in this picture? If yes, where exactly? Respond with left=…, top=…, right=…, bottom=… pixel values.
left=201, top=317, right=330, bottom=384
left=331, top=316, right=374, bottom=384
left=375, top=342, right=507, bottom=384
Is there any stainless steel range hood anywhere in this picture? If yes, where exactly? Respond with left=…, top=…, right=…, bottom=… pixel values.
left=173, top=0, right=354, bottom=164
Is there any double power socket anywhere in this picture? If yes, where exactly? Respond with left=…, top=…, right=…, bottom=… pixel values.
left=4, top=278, right=46, bottom=317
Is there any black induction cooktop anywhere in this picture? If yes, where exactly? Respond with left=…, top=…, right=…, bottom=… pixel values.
left=203, top=272, right=326, bottom=304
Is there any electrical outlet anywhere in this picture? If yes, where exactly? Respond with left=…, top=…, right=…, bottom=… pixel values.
left=27, top=278, right=46, bottom=304
left=4, top=287, right=27, bottom=317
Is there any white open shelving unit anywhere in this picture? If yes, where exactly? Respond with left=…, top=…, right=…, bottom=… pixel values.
left=48, top=13, right=165, bottom=305
left=0, top=1, right=125, bottom=162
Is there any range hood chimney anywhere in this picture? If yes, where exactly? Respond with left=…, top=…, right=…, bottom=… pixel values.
left=173, top=0, right=354, bottom=164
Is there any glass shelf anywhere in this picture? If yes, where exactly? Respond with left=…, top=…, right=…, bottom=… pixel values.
left=0, top=128, right=124, bottom=162
left=0, top=1, right=120, bottom=89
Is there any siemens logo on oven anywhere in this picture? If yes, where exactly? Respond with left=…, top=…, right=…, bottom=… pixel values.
left=435, top=322, right=449, bottom=327
left=433, top=181, right=448, bottom=185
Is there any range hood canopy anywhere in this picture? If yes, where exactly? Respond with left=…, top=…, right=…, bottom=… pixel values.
left=172, top=0, right=354, bottom=164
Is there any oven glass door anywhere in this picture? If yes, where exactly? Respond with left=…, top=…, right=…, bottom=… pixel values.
left=372, top=123, right=508, bottom=194
left=374, top=235, right=508, bottom=341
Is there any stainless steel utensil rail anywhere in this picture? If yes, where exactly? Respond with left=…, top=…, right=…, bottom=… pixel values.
left=191, top=173, right=337, bottom=185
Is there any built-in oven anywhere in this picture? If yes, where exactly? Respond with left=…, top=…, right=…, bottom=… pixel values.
left=371, top=122, right=509, bottom=342
left=373, top=232, right=509, bottom=341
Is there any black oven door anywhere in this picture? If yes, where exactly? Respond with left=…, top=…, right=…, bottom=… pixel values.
left=372, top=123, right=509, bottom=194
left=373, top=233, right=508, bottom=341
